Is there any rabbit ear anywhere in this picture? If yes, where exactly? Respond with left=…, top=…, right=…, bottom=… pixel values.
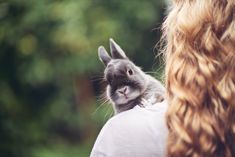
left=98, top=46, right=111, bottom=66
left=109, top=38, right=127, bottom=59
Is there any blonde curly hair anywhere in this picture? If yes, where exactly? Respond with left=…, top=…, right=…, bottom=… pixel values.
left=162, top=0, right=235, bottom=156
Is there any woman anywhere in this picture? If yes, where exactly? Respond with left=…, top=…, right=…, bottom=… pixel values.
left=90, top=0, right=235, bottom=156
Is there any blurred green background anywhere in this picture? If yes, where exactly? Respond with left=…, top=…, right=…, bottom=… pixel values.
left=0, top=0, right=166, bottom=157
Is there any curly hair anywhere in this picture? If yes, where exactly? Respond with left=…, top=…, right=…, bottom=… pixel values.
left=162, top=0, right=235, bottom=157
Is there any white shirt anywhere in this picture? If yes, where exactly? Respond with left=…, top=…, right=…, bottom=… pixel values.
left=90, top=100, right=168, bottom=157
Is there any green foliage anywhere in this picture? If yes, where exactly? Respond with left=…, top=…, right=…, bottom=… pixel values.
left=0, top=0, right=165, bottom=157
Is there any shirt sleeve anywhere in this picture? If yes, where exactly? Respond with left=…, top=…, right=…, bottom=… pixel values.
left=90, top=100, right=168, bottom=157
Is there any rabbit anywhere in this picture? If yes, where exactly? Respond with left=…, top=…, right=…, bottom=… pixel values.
left=98, top=38, right=166, bottom=114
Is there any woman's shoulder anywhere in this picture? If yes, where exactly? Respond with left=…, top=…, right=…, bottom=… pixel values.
left=106, top=100, right=168, bottom=130
left=90, top=100, right=168, bottom=157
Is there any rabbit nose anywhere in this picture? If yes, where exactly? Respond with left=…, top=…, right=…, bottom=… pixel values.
left=118, top=86, right=127, bottom=95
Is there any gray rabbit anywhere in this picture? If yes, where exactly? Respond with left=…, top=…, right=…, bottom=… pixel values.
left=98, top=39, right=166, bottom=114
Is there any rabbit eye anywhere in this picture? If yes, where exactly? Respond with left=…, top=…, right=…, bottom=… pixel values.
left=127, top=69, right=133, bottom=75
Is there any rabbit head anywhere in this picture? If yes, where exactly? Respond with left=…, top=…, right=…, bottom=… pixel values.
left=98, top=39, right=149, bottom=107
